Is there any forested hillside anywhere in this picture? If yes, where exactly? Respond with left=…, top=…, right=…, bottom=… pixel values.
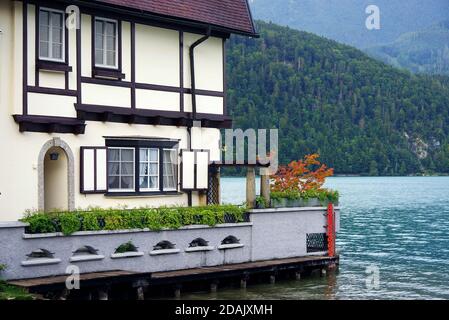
left=226, top=21, right=449, bottom=175
left=366, top=20, right=449, bottom=75
left=249, top=0, right=449, bottom=49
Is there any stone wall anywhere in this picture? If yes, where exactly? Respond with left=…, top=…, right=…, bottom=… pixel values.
left=0, top=207, right=340, bottom=280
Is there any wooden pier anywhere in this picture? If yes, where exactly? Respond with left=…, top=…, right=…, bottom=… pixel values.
left=9, top=255, right=339, bottom=299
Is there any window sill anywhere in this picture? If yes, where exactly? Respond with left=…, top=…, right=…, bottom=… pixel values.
left=104, top=191, right=182, bottom=198
left=37, top=60, right=72, bottom=73
left=93, top=67, right=125, bottom=80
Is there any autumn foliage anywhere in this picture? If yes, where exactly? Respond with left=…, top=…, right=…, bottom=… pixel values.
left=270, top=154, right=334, bottom=193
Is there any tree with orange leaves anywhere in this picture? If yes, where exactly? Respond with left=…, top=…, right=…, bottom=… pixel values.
left=270, top=154, right=334, bottom=193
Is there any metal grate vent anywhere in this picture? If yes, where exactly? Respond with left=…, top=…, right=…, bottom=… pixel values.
left=306, top=233, right=328, bottom=253
left=207, top=167, right=220, bottom=205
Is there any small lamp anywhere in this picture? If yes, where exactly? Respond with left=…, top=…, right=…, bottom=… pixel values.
left=49, top=152, right=59, bottom=161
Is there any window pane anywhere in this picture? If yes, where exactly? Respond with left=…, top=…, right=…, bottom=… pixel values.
left=150, top=149, right=158, bottom=161
left=149, top=163, right=158, bottom=175
left=51, top=12, right=62, bottom=28
left=139, top=163, right=148, bottom=176
left=105, top=22, right=115, bottom=36
left=52, top=27, right=62, bottom=43
left=149, top=177, right=158, bottom=189
left=106, top=35, right=115, bottom=51
left=40, top=10, right=49, bottom=26
left=108, top=176, right=119, bottom=189
left=108, top=149, right=119, bottom=161
left=39, top=26, right=49, bottom=42
left=121, top=162, right=134, bottom=175
left=95, top=49, right=103, bottom=65
left=52, top=43, right=62, bottom=60
left=95, top=34, right=103, bottom=52
left=121, top=149, right=133, bottom=161
left=139, top=176, right=148, bottom=189
left=163, top=150, right=177, bottom=190
left=95, top=21, right=103, bottom=36
left=108, top=162, right=119, bottom=176
left=106, top=50, right=115, bottom=66
left=140, top=149, right=148, bottom=161
left=121, top=176, right=134, bottom=189
left=39, top=42, right=49, bottom=58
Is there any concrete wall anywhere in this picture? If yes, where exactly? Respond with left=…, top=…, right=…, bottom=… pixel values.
left=0, top=207, right=340, bottom=280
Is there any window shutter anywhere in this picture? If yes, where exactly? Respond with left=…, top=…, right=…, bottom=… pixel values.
left=181, top=150, right=195, bottom=190
left=80, top=147, right=107, bottom=194
left=181, top=150, right=210, bottom=190
left=196, top=151, right=209, bottom=190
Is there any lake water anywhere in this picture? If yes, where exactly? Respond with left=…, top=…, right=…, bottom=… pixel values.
left=182, top=176, right=449, bottom=300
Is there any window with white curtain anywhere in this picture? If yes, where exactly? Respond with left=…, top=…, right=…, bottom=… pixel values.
left=94, top=17, right=118, bottom=68
left=139, top=148, right=159, bottom=191
left=39, top=8, right=65, bottom=62
left=163, top=149, right=178, bottom=191
left=107, top=148, right=135, bottom=192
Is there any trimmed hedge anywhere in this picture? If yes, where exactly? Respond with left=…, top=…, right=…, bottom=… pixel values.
left=21, top=205, right=247, bottom=236
left=270, top=188, right=339, bottom=203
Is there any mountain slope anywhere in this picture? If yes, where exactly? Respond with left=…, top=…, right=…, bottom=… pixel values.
left=249, top=0, right=449, bottom=49
left=226, top=21, right=449, bottom=175
left=366, top=21, right=449, bottom=75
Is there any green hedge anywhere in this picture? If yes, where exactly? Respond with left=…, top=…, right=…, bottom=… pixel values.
left=270, top=188, right=339, bottom=203
left=21, top=205, right=247, bottom=236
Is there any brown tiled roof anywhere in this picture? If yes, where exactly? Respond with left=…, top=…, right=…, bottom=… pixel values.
left=94, top=0, right=257, bottom=36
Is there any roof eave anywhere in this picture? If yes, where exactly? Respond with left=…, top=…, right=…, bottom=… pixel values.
left=64, top=0, right=258, bottom=37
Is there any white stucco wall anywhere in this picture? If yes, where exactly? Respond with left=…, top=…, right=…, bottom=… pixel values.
left=0, top=1, right=226, bottom=221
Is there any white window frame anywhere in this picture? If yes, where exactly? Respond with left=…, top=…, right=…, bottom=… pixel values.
left=163, top=148, right=178, bottom=191
left=38, top=7, right=66, bottom=63
left=139, top=148, right=160, bottom=192
left=94, top=17, right=119, bottom=69
left=107, top=147, right=135, bottom=193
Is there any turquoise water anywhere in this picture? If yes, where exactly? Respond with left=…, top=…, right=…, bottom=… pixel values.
left=183, top=176, right=449, bottom=300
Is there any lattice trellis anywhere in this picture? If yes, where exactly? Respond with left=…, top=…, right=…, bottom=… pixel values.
left=306, top=233, right=328, bottom=253
left=207, top=167, right=220, bottom=205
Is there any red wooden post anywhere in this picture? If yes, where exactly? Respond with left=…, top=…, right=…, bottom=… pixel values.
left=327, top=203, right=336, bottom=257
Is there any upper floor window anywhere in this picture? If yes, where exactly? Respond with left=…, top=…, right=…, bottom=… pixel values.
left=94, top=17, right=118, bottom=69
left=39, top=8, right=65, bottom=62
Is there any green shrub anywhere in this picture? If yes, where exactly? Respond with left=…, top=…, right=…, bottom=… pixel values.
left=115, top=241, right=138, bottom=253
left=270, top=188, right=339, bottom=205
left=20, top=205, right=247, bottom=235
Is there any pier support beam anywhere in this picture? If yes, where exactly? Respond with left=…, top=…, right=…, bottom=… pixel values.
left=240, top=279, right=247, bottom=289
left=295, top=272, right=301, bottom=281
left=246, top=167, right=256, bottom=209
left=136, top=286, right=145, bottom=300
left=269, top=275, right=276, bottom=284
left=98, top=288, right=108, bottom=300
left=260, top=168, right=271, bottom=205
left=210, top=281, right=219, bottom=293
left=174, top=285, right=182, bottom=299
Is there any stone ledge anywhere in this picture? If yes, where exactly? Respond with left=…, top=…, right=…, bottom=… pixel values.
left=185, top=246, right=215, bottom=253
left=69, top=255, right=105, bottom=262
left=249, top=207, right=340, bottom=214
left=22, top=222, right=253, bottom=239
left=110, top=252, right=145, bottom=259
left=218, top=243, right=244, bottom=250
left=149, top=249, right=181, bottom=256
left=0, top=221, right=29, bottom=229
left=21, top=258, right=61, bottom=267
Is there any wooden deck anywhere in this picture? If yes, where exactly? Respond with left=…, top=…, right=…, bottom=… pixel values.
left=8, top=255, right=338, bottom=293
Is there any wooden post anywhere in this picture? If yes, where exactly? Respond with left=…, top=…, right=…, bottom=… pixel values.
left=240, top=279, right=247, bottom=289
left=174, top=285, right=182, bottom=299
left=246, top=167, right=256, bottom=209
left=269, top=275, right=276, bottom=284
left=136, top=286, right=145, bottom=300
left=260, top=168, right=270, bottom=206
left=198, top=191, right=207, bottom=206
left=295, top=272, right=301, bottom=281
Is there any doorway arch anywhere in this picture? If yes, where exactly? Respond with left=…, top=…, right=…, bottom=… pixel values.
left=38, top=138, right=75, bottom=211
